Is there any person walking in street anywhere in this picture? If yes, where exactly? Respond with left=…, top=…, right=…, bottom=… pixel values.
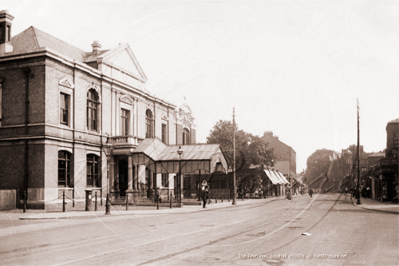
left=309, top=188, right=313, bottom=198
left=202, top=186, right=209, bottom=208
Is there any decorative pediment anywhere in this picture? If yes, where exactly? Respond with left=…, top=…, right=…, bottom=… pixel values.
left=59, top=77, right=75, bottom=89
left=175, top=103, right=195, bottom=128
left=161, top=113, right=168, bottom=121
left=120, top=95, right=133, bottom=105
left=98, top=43, right=147, bottom=83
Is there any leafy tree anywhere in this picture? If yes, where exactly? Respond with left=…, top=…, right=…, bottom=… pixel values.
left=206, top=120, right=274, bottom=193
left=206, top=120, right=274, bottom=169
left=305, top=149, right=335, bottom=188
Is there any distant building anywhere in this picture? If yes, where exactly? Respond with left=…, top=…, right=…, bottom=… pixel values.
left=367, top=118, right=398, bottom=202
left=260, top=131, right=296, bottom=180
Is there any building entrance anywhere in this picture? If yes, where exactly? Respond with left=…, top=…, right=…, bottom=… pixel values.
left=119, top=159, right=128, bottom=196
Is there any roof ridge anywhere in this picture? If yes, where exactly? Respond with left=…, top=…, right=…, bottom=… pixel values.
left=29, top=26, right=40, bottom=48
left=32, top=26, right=86, bottom=53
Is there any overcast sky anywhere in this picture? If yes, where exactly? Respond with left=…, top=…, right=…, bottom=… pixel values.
left=2, top=0, right=398, bottom=172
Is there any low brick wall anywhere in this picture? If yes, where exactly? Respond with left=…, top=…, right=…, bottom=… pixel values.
left=0, top=189, right=16, bottom=210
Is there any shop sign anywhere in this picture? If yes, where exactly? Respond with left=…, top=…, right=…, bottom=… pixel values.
left=379, top=158, right=398, bottom=166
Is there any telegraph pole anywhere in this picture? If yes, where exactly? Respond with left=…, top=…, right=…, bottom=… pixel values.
left=232, top=107, right=237, bottom=205
left=356, top=99, right=361, bottom=205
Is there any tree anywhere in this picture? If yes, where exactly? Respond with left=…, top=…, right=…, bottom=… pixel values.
left=206, top=120, right=274, bottom=170
left=206, top=120, right=274, bottom=193
left=305, top=149, right=335, bottom=188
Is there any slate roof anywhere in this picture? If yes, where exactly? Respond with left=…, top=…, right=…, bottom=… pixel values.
left=133, top=138, right=224, bottom=162
left=132, top=138, right=168, bottom=161
left=159, top=144, right=222, bottom=161
left=11, top=26, right=86, bottom=62
left=10, top=26, right=118, bottom=64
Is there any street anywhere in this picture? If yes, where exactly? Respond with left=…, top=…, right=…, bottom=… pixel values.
left=0, top=194, right=398, bottom=266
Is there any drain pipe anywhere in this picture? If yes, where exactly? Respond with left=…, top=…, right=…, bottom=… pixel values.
left=23, top=67, right=31, bottom=208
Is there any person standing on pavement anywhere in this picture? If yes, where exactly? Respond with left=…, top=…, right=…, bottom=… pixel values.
left=202, top=186, right=209, bottom=208
left=309, top=188, right=313, bottom=198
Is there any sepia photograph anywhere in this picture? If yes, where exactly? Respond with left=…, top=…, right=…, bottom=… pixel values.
left=0, top=1, right=398, bottom=265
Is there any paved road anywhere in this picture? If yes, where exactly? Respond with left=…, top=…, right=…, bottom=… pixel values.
left=0, top=194, right=397, bottom=266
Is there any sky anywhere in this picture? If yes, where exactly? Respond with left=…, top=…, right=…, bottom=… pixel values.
left=2, top=0, right=398, bottom=172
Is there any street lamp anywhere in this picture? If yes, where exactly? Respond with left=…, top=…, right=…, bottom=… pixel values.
left=103, top=141, right=114, bottom=215
left=177, top=145, right=183, bottom=206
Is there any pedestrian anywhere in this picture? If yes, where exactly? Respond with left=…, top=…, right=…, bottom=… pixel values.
left=286, top=190, right=292, bottom=200
left=202, top=186, right=209, bottom=208
left=309, top=188, right=313, bottom=198
left=155, top=187, right=161, bottom=203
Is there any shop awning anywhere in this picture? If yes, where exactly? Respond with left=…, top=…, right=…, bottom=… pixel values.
left=292, top=175, right=303, bottom=184
left=276, top=171, right=290, bottom=184
left=130, top=138, right=228, bottom=174
left=264, top=169, right=281, bottom=185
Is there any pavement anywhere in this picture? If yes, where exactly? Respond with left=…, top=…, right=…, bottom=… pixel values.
left=0, top=196, right=285, bottom=220
left=350, top=194, right=399, bottom=214
left=1, top=193, right=397, bottom=221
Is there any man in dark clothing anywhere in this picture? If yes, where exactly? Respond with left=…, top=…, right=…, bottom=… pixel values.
left=202, top=186, right=209, bottom=208
left=309, top=189, right=313, bottom=198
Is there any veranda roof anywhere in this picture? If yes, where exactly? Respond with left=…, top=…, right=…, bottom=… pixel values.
left=130, top=138, right=228, bottom=174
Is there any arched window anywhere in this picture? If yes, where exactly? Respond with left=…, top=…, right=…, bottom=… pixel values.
left=87, top=154, right=100, bottom=187
left=183, top=128, right=190, bottom=145
left=58, top=151, right=72, bottom=187
left=146, top=109, right=154, bottom=138
left=87, top=89, right=99, bottom=131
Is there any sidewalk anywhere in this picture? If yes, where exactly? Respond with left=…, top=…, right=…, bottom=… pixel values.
left=351, top=196, right=399, bottom=214
left=0, top=196, right=286, bottom=221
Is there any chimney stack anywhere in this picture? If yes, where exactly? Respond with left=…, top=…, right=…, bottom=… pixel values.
left=263, top=131, right=273, bottom=137
left=0, top=10, right=14, bottom=54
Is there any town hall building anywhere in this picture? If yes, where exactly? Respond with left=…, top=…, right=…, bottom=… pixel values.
left=0, top=10, right=227, bottom=209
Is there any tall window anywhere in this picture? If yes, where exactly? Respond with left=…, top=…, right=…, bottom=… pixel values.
left=87, top=154, right=100, bottom=187
left=58, top=151, right=72, bottom=187
left=162, top=173, right=169, bottom=187
left=146, top=109, right=154, bottom=138
left=183, top=128, right=190, bottom=145
left=121, top=109, right=130, bottom=136
left=162, top=124, right=167, bottom=144
left=87, top=89, right=98, bottom=131
left=60, top=93, right=69, bottom=125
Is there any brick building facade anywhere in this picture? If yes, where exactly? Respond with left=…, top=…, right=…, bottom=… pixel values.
left=260, top=131, right=296, bottom=179
left=0, top=11, right=226, bottom=209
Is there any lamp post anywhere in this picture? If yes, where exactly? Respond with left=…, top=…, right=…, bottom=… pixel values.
left=177, top=145, right=183, bottom=206
left=356, top=99, right=361, bottom=205
left=103, top=141, right=114, bottom=215
left=232, top=107, right=237, bottom=205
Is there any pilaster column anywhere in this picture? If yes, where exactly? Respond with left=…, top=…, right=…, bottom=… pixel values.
left=127, top=155, right=133, bottom=191
left=138, top=165, right=146, bottom=190
left=109, top=157, right=115, bottom=192
left=148, top=169, right=153, bottom=189
left=133, top=165, right=137, bottom=190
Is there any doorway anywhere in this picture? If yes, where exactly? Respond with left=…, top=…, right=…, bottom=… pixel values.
left=119, top=159, right=128, bottom=196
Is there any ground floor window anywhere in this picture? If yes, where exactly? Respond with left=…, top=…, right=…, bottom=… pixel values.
left=162, top=173, right=169, bottom=188
left=87, top=154, right=100, bottom=187
left=58, top=151, right=72, bottom=187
